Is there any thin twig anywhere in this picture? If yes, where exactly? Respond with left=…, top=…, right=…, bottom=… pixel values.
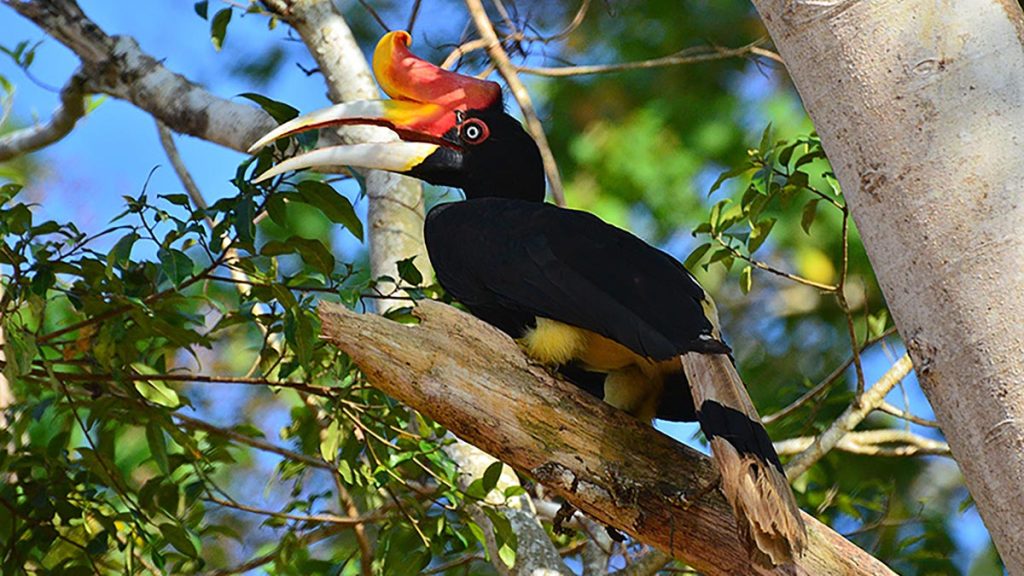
left=173, top=412, right=333, bottom=470
left=763, top=326, right=898, bottom=424
left=205, top=494, right=380, bottom=525
left=876, top=401, right=940, bottom=428
left=712, top=232, right=836, bottom=291
left=517, top=41, right=780, bottom=77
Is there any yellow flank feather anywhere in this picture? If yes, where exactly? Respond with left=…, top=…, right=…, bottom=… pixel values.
left=604, top=367, right=662, bottom=423
left=519, top=318, right=587, bottom=365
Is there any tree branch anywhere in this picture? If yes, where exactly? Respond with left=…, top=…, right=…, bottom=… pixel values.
left=3, top=0, right=275, bottom=153
left=775, top=429, right=951, bottom=458
left=516, top=42, right=781, bottom=78
left=318, top=300, right=896, bottom=576
left=784, top=354, right=914, bottom=478
left=262, top=0, right=430, bottom=312
left=0, top=70, right=87, bottom=161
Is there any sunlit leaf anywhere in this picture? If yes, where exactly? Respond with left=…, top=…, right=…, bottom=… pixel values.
left=296, top=180, right=363, bottom=241
left=210, top=8, right=231, bottom=51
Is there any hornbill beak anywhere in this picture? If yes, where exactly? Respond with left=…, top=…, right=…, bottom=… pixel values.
left=249, top=30, right=501, bottom=184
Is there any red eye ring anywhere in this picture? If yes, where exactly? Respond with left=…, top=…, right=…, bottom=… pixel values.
left=459, top=118, right=490, bottom=145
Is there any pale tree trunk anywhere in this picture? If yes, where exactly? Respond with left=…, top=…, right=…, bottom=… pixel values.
left=749, top=0, right=1024, bottom=570
left=262, top=0, right=429, bottom=306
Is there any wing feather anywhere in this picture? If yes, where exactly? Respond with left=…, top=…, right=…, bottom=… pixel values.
left=425, top=198, right=718, bottom=359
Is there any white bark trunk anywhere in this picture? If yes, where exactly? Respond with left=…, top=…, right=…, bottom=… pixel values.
left=750, top=0, right=1024, bottom=569
left=271, top=1, right=429, bottom=308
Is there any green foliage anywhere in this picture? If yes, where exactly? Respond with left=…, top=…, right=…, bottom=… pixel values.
left=0, top=150, right=494, bottom=573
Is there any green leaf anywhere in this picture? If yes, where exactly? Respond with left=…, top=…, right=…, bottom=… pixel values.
left=708, top=199, right=730, bottom=233
left=320, top=420, right=342, bottom=462
left=131, top=363, right=181, bottom=408
left=210, top=8, right=232, bottom=51
left=481, top=461, right=503, bottom=495
left=146, top=422, right=170, bottom=474
left=0, top=182, right=23, bottom=201
left=498, top=542, right=516, bottom=568
left=708, top=166, right=752, bottom=196
left=684, top=242, right=711, bottom=269
left=233, top=196, right=256, bottom=249
left=159, top=523, right=198, bottom=558
left=801, top=198, right=821, bottom=234
left=867, top=310, right=889, bottom=339
left=291, top=237, right=335, bottom=276
left=260, top=239, right=296, bottom=257
left=396, top=256, right=423, bottom=286
left=739, top=265, right=753, bottom=294
left=194, top=0, right=208, bottom=19
left=3, top=325, right=36, bottom=380
left=84, top=94, right=107, bottom=115
left=108, top=232, right=139, bottom=270
left=758, top=122, right=773, bottom=155
left=238, top=93, right=299, bottom=124
left=157, top=248, right=194, bottom=287
left=296, top=180, right=363, bottom=241
left=778, top=141, right=800, bottom=167
left=747, top=218, right=776, bottom=254
left=159, top=193, right=191, bottom=207
left=284, top=309, right=316, bottom=367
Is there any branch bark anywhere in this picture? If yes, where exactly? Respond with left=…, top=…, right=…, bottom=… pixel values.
left=318, top=300, right=896, bottom=576
left=748, top=0, right=1024, bottom=569
left=0, top=71, right=86, bottom=161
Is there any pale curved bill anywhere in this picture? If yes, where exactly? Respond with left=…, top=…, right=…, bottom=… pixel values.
left=252, top=141, right=439, bottom=183
left=247, top=100, right=445, bottom=153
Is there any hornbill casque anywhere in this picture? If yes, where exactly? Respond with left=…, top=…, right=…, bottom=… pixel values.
left=250, top=31, right=806, bottom=565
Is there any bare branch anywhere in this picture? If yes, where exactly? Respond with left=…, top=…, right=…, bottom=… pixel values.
left=204, top=494, right=381, bottom=526
left=262, top=0, right=429, bottom=312
left=785, top=354, right=914, bottom=478
left=517, top=42, right=781, bottom=78
left=876, top=401, right=940, bottom=428
left=3, top=0, right=275, bottom=152
left=318, top=300, right=896, bottom=576
left=0, top=71, right=86, bottom=161
left=776, top=429, right=951, bottom=458
left=464, top=0, right=567, bottom=206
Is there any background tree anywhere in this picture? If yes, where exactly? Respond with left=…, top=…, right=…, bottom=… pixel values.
left=0, top=0, right=1001, bottom=574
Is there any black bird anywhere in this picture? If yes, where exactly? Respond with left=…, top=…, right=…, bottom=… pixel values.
left=250, top=30, right=806, bottom=565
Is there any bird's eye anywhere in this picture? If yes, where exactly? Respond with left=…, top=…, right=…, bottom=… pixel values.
left=459, top=118, right=490, bottom=145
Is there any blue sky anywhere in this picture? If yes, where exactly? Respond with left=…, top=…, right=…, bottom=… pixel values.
left=0, top=1, right=994, bottom=572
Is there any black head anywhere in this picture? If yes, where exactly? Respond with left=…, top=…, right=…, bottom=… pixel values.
left=406, top=106, right=546, bottom=203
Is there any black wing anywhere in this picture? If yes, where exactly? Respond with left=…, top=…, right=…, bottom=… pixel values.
left=424, top=198, right=724, bottom=360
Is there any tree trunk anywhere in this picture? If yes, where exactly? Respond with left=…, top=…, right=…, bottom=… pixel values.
left=749, top=0, right=1024, bottom=570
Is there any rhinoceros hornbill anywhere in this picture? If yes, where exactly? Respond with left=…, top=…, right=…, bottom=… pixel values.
left=250, top=30, right=805, bottom=565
